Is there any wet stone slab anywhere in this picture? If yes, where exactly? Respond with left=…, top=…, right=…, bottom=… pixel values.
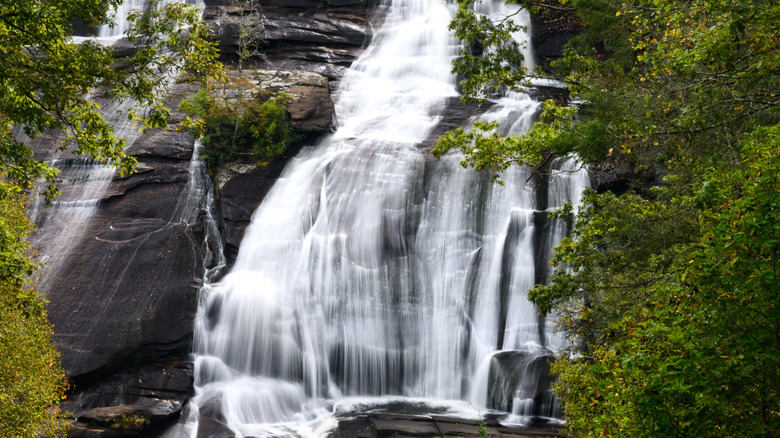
left=329, top=415, right=562, bottom=438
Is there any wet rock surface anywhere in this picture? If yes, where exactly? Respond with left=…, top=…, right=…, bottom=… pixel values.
left=29, top=83, right=208, bottom=435
left=213, top=142, right=306, bottom=263
left=62, top=360, right=194, bottom=437
left=329, top=414, right=562, bottom=438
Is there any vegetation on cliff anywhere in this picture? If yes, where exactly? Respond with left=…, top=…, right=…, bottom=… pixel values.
left=442, top=0, right=779, bottom=435
left=0, top=0, right=221, bottom=435
left=179, top=0, right=298, bottom=171
left=179, top=85, right=299, bottom=170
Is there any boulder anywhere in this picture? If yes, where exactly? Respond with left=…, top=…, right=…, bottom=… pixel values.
left=213, top=69, right=335, bottom=133
left=125, top=130, right=195, bottom=160
left=487, top=350, right=557, bottom=417
left=255, top=69, right=334, bottom=132
left=78, top=399, right=182, bottom=424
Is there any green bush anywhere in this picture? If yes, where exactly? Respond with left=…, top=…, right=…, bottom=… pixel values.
left=109, top=415, right=150, bottom=431
left=179, top=86, right=299, bottom=169
left=0, top=182, right=69, bottom=438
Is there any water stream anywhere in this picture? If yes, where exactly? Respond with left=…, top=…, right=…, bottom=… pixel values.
left=180, top=1, right=588, bottom=437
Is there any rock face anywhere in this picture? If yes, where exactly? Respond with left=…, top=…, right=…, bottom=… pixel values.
left=214, top=158, right=292, bottom=262
left=218, top=69, right=335, bottom=133
left=329, top=414, right=561, bottom=438
left=27, top=83, right=214, bottom=436
left=63, top=360, right=193, bottom=437
left=203, top=0, right=380, bottom=83
left=256, top=69, right=334, bottom=131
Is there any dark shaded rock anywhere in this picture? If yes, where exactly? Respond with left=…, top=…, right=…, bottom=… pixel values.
left=104, top=159, right=189, bottom=200
left=421, top=97, right=496, bottom=154
left=203, top=0, right=379, bottom=83
left=110, top=38, right=142, bottom=62
left=330, top=416, right=375, bottom=438
left=487, top=350, right=557, bottom=417
left=370, top=416, right=441, bottom=437
left=42, top=156, right=205, bottom=378
left=526, top=84, right=570, bottom=106
left=78, top=399, right=182, bottom=423
left=67, top=423, right=140, bottom=438
left=125, top=130, right=195, bottom=160
left=530, top=4, right=583, bottom=72
left=31, top=81, right=208, bottom=381
left=260, top=7, right=371, bottom=46
left=196, top=416, right=236, bottom=438
left=213, top=157, right=292, bottom=262
left=329, top=414, right=562, bottom=438
left=60, top=360, right=194, bottom=419
left=47, top=214, right=203, bottom=377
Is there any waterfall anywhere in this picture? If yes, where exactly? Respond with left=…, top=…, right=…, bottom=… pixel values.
left=184, top=0, right=589, bottom=436
left=95, top=0, right=204, bottom=40
left=97, top=0, right=146, bottom=38
left=27, top=96, right=142, bottom=292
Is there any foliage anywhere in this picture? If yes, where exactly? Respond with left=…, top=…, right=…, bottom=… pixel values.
left=449, top=0, right=532, bottom=100
left=228, top=0, right=265, bottom=76
left=0, top=0, right=222, bottom=199
left=476, top=416, right=491, bottom=438
left=546, top=128, right=780, bottom=436
left=0, top=181, right=68, bottom=437
left=433, top=100, right=579, bottom=182
left=442, top=0, right=780, bottom=178
left=109, top=415, right=150, bottom=431
left=179, top=85, right=299, bottom=169
left=444, top=0, right=780, bottom=436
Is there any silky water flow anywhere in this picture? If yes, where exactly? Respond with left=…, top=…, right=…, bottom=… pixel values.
left=175, top=1, right=590, bottom=436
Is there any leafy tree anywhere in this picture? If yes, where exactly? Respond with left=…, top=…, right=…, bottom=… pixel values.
left=547, top=128, right=779, bottom=436
left=440, top=0, right=780, bottom=436
left=0, top=181, right=69, bottom=437
left=437, top=0, right=780, bottom=178
left=0, top=1, right=221, bottom=435
left=0, top=0, right=221, bottom=199
left=229, top=0, right=265, bottom=77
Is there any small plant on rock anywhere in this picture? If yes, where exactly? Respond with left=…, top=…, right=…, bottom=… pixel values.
left=109, top=415, right=150, bottom=431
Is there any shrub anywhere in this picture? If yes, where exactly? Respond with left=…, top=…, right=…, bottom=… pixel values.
left=179, top=86, right=299, bottom=169
left=109, top=415, right=150, bottom=431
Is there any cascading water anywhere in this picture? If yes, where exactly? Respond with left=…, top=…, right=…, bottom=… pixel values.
left=183, top=0, right=589, bottom=436
left=26, top=97, right=141, bottom=292
left=95, top=0, right=204, bottom=39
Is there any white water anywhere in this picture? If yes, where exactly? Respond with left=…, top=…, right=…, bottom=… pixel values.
left=475, top=0, right=535, bottom=72
left=178, top=1, right=588, bottom=436
left=91, top=0, right=204, bottom=42
left=27, top=96, right=143, bottom=292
